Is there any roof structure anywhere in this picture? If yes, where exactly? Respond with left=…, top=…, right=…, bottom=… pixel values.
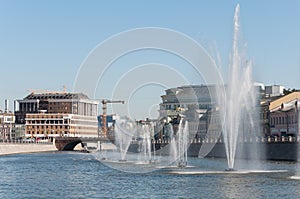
left=24, top=92, right=89, bottom=100
left=269, top=92, right=300, bottom=112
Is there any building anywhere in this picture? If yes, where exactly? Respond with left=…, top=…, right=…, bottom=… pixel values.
left=159, top=85, right=217, bottom=118
left=0, top=100, right=26, bottom=140
left=269, top=92, right=300, bottom=137
left=15, top=92, right=98, bottom=124
left=0, top=110, right=15, bottom=140
left=158, top=85, right=220, bottom=139
left=158, top=84, right=294, bottom=140
left=11, top=124, right=26, bottom=140
left=14, top=91, right=99, bottom=138
left=98, top=114, right=116, bottom=137
left=265, top=85, right=285, bottom=97
left=25, top=113, right=98, bottom=138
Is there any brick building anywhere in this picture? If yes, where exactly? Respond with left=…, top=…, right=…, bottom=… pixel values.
left=14, top=91, right=99, bottom=138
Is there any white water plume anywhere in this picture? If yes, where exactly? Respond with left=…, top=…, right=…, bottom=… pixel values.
left=220, top=4, right=259, bottom=169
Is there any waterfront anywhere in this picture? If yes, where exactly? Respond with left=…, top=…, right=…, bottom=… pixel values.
left=1, top=152, right=300, bottom=198
left=0, top=142, right=56, bottom=156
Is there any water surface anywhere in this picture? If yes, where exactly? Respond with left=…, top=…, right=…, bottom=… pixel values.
left=0, top=152, right=299, bottom=198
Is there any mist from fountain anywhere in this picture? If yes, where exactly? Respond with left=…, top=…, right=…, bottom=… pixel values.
left=140, top=125, right=152, bottom=163
left=177, top=120, right=188, bottom=167
left=168, top=118, right=189, bottom=167
left=114, top=119, right=135, bottom=161
left=168, top=123, right=178, bottom=164
left=219, top=4, right=259, bottom=170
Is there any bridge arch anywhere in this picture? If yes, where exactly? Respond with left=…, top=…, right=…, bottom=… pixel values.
left=54, top=137, right=82, bottom=151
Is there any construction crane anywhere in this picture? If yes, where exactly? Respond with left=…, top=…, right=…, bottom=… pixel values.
left=101, top=99, right=125, bottom=137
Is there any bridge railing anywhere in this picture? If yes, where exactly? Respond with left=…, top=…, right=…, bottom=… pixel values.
left=0, top=139, right=53, bottom=145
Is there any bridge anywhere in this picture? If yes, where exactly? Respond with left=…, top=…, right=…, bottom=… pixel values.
left=54, top=136, right=112, bottom=151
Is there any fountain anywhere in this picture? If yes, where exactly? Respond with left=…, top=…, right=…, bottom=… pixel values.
left=114, top=119, right=135, bottom=161
left=95, top=117, right=163, bottom=173
left=177, top=119, right=188, bottom=168
left=219, top=4, right=259, bottom=170
left=112, top=117, right=156, bottom=165
left=167, top=122, right=178, bottom=164
left=167, top=118, right=189, bottom=168
left=139, top=125, right=153, bottom=163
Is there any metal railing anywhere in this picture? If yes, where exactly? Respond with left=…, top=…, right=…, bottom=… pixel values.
left=150, top=135, right=299, bottom=144
left=0, top=139, right=53, bottom=145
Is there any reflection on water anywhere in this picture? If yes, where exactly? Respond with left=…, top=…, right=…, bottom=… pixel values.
left=0, top=152, right=300, bottom=198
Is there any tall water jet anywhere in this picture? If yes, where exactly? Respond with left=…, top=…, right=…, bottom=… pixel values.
left=168, top=122, right=178, bottom=164
left=140, top=125, right=152, bottom=163
left=114, top=119, right=135, bottom=161
left=177, top=120, right=188, bottom=168
left=220, top=4, right=259, bottom=170
left=167, top=118, right=189, bottom=167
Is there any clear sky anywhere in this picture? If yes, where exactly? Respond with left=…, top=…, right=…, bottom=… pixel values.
left=0, top=0, right=299, bottom=119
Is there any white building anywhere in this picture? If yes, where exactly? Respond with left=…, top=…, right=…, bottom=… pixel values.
left=265, top=85, right=285, bottom=97
left=0, top=111, right=15, bottom=140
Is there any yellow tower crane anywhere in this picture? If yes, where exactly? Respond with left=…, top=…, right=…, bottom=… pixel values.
left=101, top=99, right=125, bottom=137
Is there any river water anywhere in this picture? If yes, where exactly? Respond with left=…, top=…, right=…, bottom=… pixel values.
left=1, top=152, right=300, bottom=198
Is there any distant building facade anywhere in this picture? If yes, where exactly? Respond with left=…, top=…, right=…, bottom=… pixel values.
left=159, top=85, right=217, bottom=118
left=25, top=113, right=98, bottom=138
left=265, top=85, right=285, bottom=97
left=269, top=92, right=300, bottom=137
left=0, top=111, right=15, bottom=140
left=11, top=124, right=26, bottom=140
left=14, top=92, right=99, bottom=138
left=159, top=85, right=220, bottom=139
left=158, top=84, right=297, bottom=140
left=15, top=92, right=98, bottom=124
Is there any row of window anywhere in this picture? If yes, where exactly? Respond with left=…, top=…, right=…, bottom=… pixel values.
left=27, top=131, right=69, bottom=135
left=20, top=103, right=37, bottom=112
left=27, top=115, right=65, bottom=119
left=26, top=120, right=67, bottom=124
left=162, top=104, right=211, bottom=110
left=70, top=120, right=98, bottom=126
left=49, top=106, right=69, bottom=111
left=27, top=125, right=68, bottom=129
left=270, top=115, right=298, bottom=125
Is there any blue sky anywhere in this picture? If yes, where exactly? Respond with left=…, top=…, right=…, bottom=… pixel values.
left=0, top=0, right=299, bottom=119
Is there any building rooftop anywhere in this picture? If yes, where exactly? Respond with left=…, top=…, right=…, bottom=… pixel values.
left=24, top=92, right=89, bottom=100
left=162, top=85, right=218, bottom=104
left=269, top=91, right=300, bottom=112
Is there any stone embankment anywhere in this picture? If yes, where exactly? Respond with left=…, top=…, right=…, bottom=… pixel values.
left=0, top=141, right=57, bottom=156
